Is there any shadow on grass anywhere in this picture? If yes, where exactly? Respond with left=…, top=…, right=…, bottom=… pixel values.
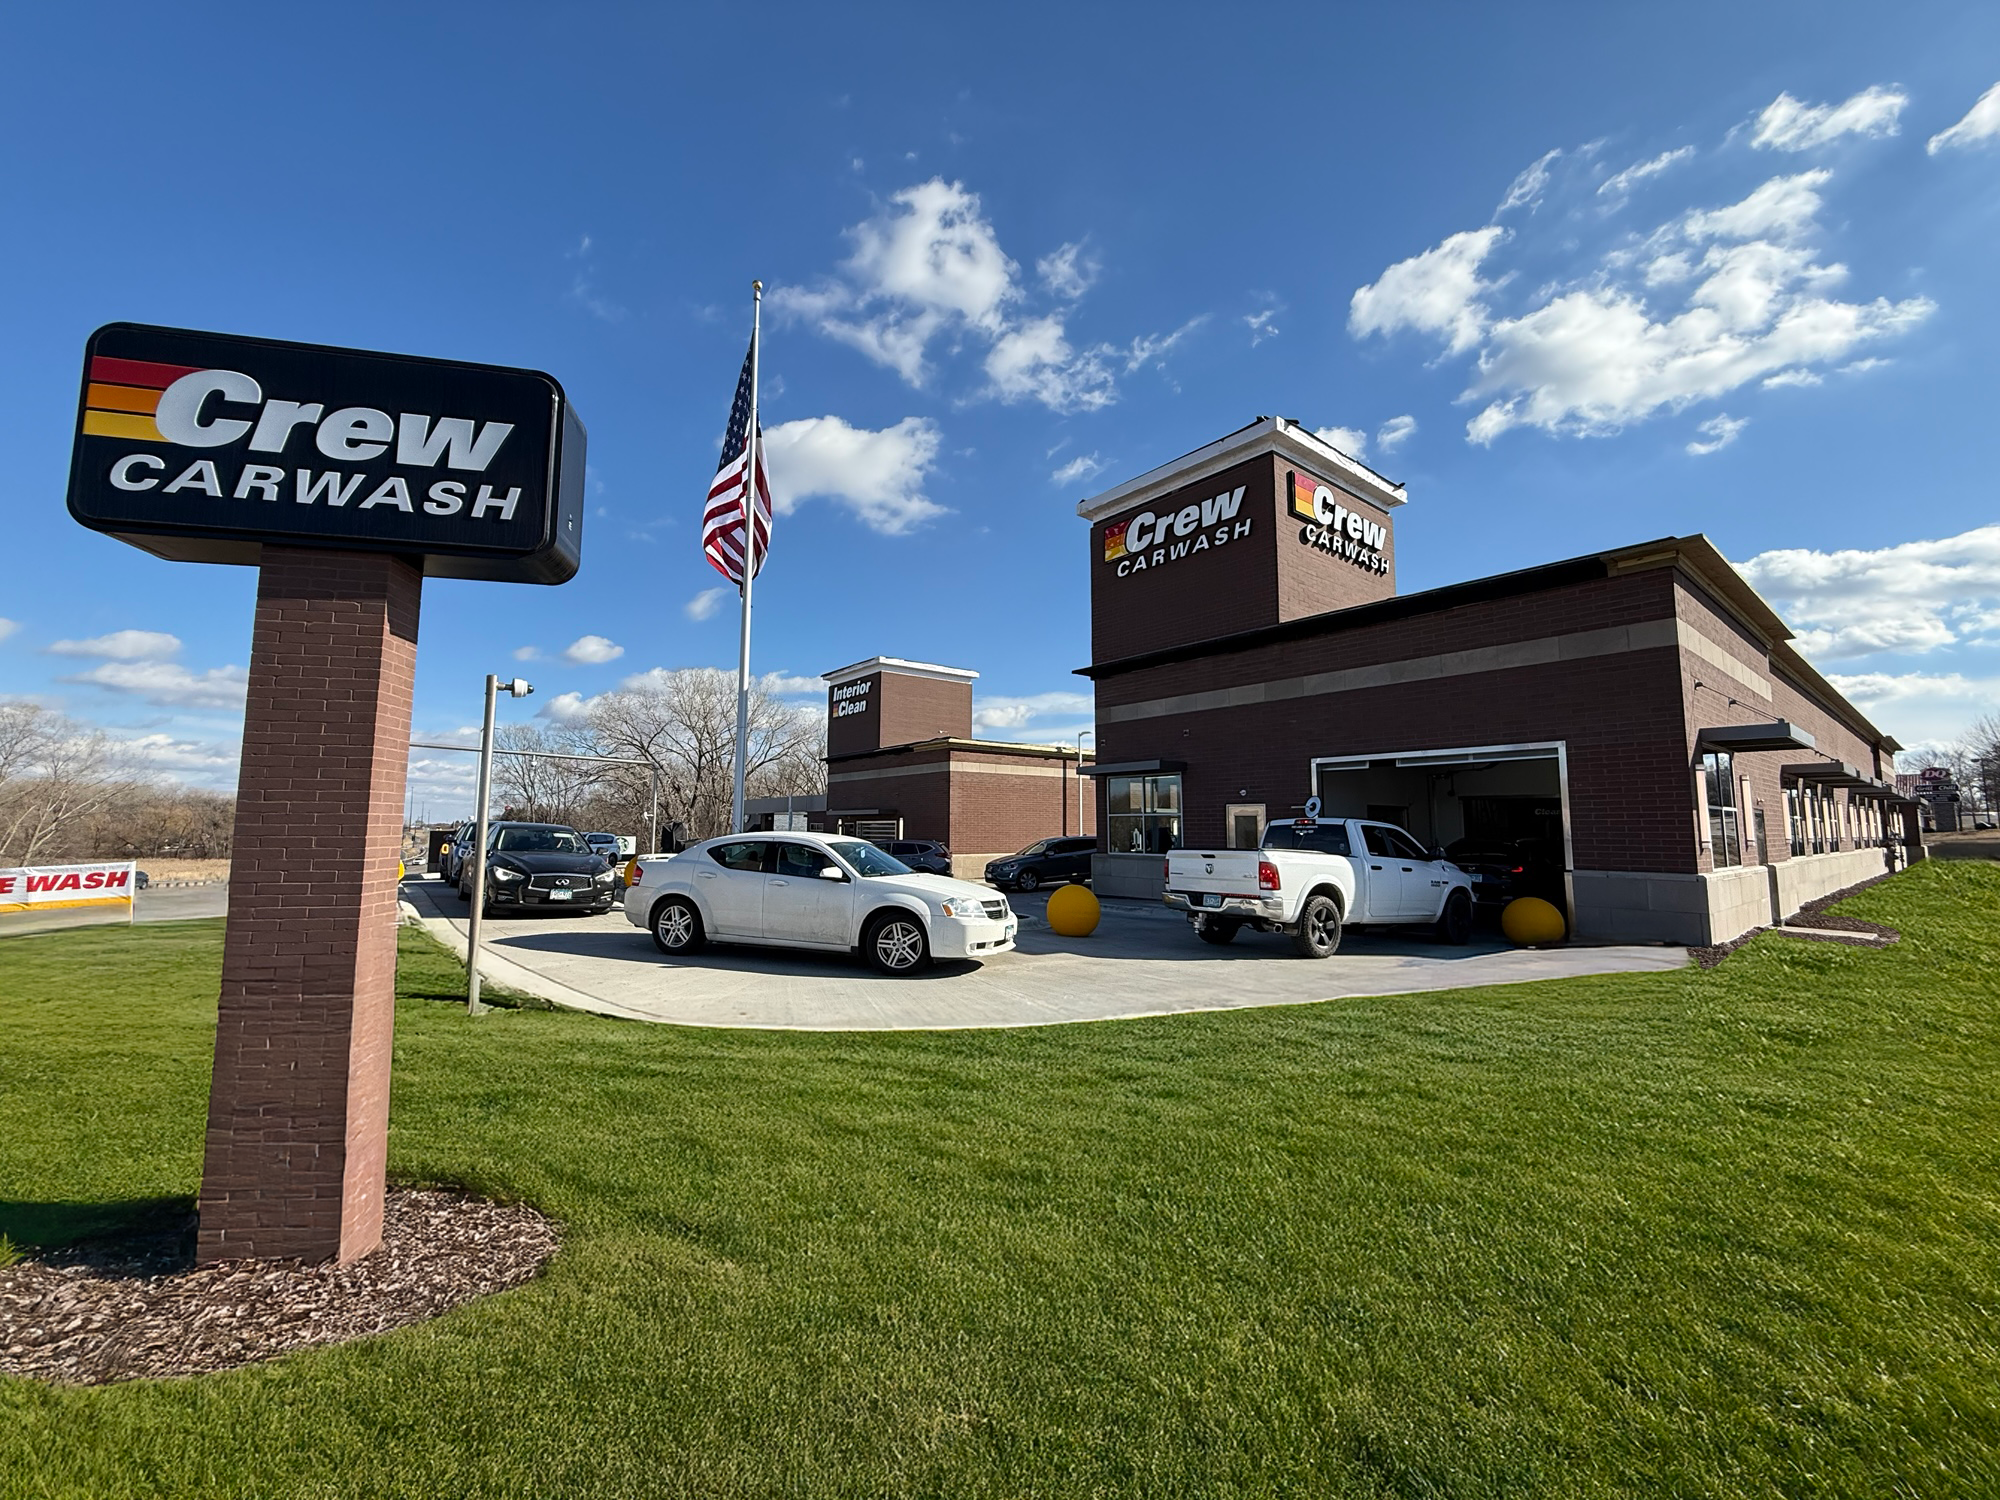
left=0, top=1196, right=197, bottom=1272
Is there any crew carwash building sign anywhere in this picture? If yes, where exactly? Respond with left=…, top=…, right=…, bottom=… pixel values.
left=69, top=323, right=586, bottom=1265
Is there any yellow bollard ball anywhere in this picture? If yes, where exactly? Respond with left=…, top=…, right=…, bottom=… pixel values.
left=1044, top=881, right=1101, bottom=937
left=1501, top=896, right=1566, bottom=945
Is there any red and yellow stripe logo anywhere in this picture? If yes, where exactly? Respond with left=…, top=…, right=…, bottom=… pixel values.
left=79, top=356, right=201, bottom=444
left=1289, top=470, right=1319, bottom=521
left=1102, top=518, right=1130, bottom=562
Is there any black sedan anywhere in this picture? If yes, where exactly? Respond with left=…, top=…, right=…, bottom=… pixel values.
left=1444, top=836, right=1564, bottom=910
left=457, top=822, right=620, bottom=914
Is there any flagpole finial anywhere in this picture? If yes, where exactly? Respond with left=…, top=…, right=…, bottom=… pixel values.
left=752, top=279, right=763, bottom=293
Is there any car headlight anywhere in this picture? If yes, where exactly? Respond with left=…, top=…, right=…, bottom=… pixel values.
left=940, top=896, right=988, bottom=918
left=491, top=866, right=524, bottom=882
left=594, top=870, right=618, bottom=884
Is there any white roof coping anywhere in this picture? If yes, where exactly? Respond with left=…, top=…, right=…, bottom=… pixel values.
left=1075, top=416, right=1407, bottom=523
left=821, top=656, right=980, bottom=687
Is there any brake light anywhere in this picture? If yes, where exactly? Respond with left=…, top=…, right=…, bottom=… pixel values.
left=625, top=860, right=643, bottom=887
left=1163, top=858, right=1171, bottom=884
left=1509, top=865, right=1524, bottom=874
left=1258, top=860, right=1280, bottom=891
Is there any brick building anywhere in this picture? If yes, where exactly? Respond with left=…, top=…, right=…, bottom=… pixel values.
left=1074, top=417, right=1918, bottom=946
left=822, top=657, right=1095, bottom=877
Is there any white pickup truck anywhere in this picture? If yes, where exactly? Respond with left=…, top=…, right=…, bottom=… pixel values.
left=1163, top=817, right=1475, bottom=956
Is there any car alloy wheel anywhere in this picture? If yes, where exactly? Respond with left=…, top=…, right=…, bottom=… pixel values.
left=1015, top=869, right=1041, bottom=893
left=652, top=897, right=703, bottom=955
left=866, top=914, right=930, bottom=975
left=1435, top=890, right=1473, bottom=946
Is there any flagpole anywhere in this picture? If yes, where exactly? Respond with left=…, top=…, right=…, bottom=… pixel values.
left=730, top=280, right=763, bottom=835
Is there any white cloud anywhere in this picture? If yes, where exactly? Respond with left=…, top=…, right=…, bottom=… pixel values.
left=1761, top=368, right=1823, bottom=388
left=1052, top=453, right=1105, bottom=487
left=971, top=690, right=1094, bottom=733
left=0, top=618, right=17, bottom=645
left=763, top=414, right=944, bottom=534
left=1496, top=148, right=1561, bottom=215
left=1682, top=169, right=1830, bottom=242
left=1928, top=81, right=2000, bottom=155
left=1245, top=308, right=1280, bottom=345
left=539, top=690, right=590, bottom=722
left=1037, top=242, right=1097, bottom=299
left=60, top=660, right=248, bottom=709
left=1375, top=414, right=1417, bottom=453
left=512, top=645, right=540, bottom=661
left=563, top=635, right=625, bottom=665
left=758, top=672, right=824, bottom=697
left=984, top=314, right=1115, bottom=411
left=685, top=587, right=730, bottom=622
left=47, top=629, right=182, bottom=661
left=1315, top=425, right=1368, bottom=459
left=1433, top=169, right=1933, bottom=444
left=1685, top=413, right=1747, bottom=455
left=773, top=178, right=1186, bottom=411
left=1348, top=226, right=1509, bottom=357
left=111, top=731, right=239, bottom=784
left=1750, top=86, right=1907, bottom=151
left=1823, top=671, right=2000, bottom=747
left=1738, top=523, right=2000, bottom=663
left=1598, top=147, right=1696, bottom=205
left=565, top=234, right=626, bottom=323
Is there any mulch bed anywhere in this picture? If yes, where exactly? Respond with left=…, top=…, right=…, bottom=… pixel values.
left=1689, top=871, right=1902, bottom=969
left=0, top=1188, right=559, bottom=1386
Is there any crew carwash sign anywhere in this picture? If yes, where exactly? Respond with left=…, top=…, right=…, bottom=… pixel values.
left=66, top=323, right=586, bottom=1268
left=70, top=323, right=583, bottom=582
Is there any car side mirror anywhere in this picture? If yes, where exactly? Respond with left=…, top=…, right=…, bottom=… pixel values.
left=818, top=866, right=847, bottom=881
left=1431, top=845, right=1447, bottom=861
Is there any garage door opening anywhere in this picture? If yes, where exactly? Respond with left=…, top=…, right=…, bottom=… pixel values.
left=1312, top=742, right=1571, bottom=924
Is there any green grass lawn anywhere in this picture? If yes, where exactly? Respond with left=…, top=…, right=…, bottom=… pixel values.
left=3, top=863, right=1998, bottom=1499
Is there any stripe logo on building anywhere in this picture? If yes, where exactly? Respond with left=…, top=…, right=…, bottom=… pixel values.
left=1288, top=470, right=1390, bottom=576
left=1105, top=487, right=1251, bottom=577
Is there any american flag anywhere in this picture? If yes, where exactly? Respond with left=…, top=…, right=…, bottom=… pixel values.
left=702, top=334, right=772, bottom=586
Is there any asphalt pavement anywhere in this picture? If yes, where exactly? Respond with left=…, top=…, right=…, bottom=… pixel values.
left=1, top=883, right=229, bottom=938
left=399, top=874, right=1688, bottom=1032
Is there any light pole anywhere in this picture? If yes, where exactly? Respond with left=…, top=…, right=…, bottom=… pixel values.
left=466, top=674, right=533, bottom=1015
left=1076, top=730, right=1095, bottom=841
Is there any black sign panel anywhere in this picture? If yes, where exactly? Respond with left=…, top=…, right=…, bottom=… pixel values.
left=68, top=323, right=584, bottom=584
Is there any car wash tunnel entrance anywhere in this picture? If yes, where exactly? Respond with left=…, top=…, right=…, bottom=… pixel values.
left=1311, top=742, right=1572, bottom=924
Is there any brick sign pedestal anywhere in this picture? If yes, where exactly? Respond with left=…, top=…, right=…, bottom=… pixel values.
left=196, top=548, right=422, bottom=1265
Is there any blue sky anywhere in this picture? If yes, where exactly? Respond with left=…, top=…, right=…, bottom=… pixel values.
left=4, top=3, right=1998, bottom=815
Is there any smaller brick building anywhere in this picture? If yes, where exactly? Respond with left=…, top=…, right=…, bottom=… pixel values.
left=822, top=657, right=1095, bottom=876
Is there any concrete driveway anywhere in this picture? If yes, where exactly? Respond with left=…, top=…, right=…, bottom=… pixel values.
left=400, top=875, right=1687, bottom=1031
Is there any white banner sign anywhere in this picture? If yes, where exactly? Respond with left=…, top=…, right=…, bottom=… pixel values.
left=0, top=861, right=137, bottom=913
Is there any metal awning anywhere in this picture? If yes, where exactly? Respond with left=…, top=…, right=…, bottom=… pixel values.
left=1782, top=761, right=1867, bottom=787
left=1699, top=721, right=1818, bottom=753
left=1081, top=759, right=1185, bottom=778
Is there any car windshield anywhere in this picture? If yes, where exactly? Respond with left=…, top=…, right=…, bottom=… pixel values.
left=1013, top=839, right=1051, bottom=857
left=493, top=827, right=587, bottom=853
left=829, top=840, right=912, bottom=877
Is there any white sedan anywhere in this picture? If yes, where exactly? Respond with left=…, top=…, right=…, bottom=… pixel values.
left=622, top=831, right=1018, bottom=975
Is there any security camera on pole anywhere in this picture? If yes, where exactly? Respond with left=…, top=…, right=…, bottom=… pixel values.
left=466, top=674, right=533, bottom=1015
left=701, top=283, right=775, bottom=833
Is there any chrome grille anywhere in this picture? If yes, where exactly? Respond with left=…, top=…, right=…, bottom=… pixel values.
left=982, top=899, right=1008, bottom=920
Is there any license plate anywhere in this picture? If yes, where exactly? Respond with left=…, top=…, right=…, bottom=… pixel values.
left=1198, top=892, right=1221, bottom=908
left=549, top=888, right=573, bottom=901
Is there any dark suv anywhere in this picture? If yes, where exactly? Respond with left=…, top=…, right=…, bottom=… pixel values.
left=985, top=836, right=1095, bottom=892
left=876, top=838, right=952, bottom=875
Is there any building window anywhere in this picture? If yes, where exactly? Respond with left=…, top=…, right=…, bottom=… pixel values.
left=1786, top=785, right=1805, bottom=858
left=1700, top=751, right=1742, bottom=868
left=1107, top=773, right=1183, bottom=854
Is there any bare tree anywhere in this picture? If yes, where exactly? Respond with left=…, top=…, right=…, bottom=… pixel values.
left=492, top=721, right=605, bottom=824
left=587, top=669, right=824, bottom=843
left=0, top=704, right=128, bottom=865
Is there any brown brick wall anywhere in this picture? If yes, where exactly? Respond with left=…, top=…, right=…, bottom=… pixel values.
left=879, top=673, right=973, bottom=748
left=1270, top=453, right=1398, bottom=620
left=1093, top=568, right=1698, bottom=873
left=197, top=547, right=420, bottom=1265
left=827, top=744, right=1096, bottom=853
